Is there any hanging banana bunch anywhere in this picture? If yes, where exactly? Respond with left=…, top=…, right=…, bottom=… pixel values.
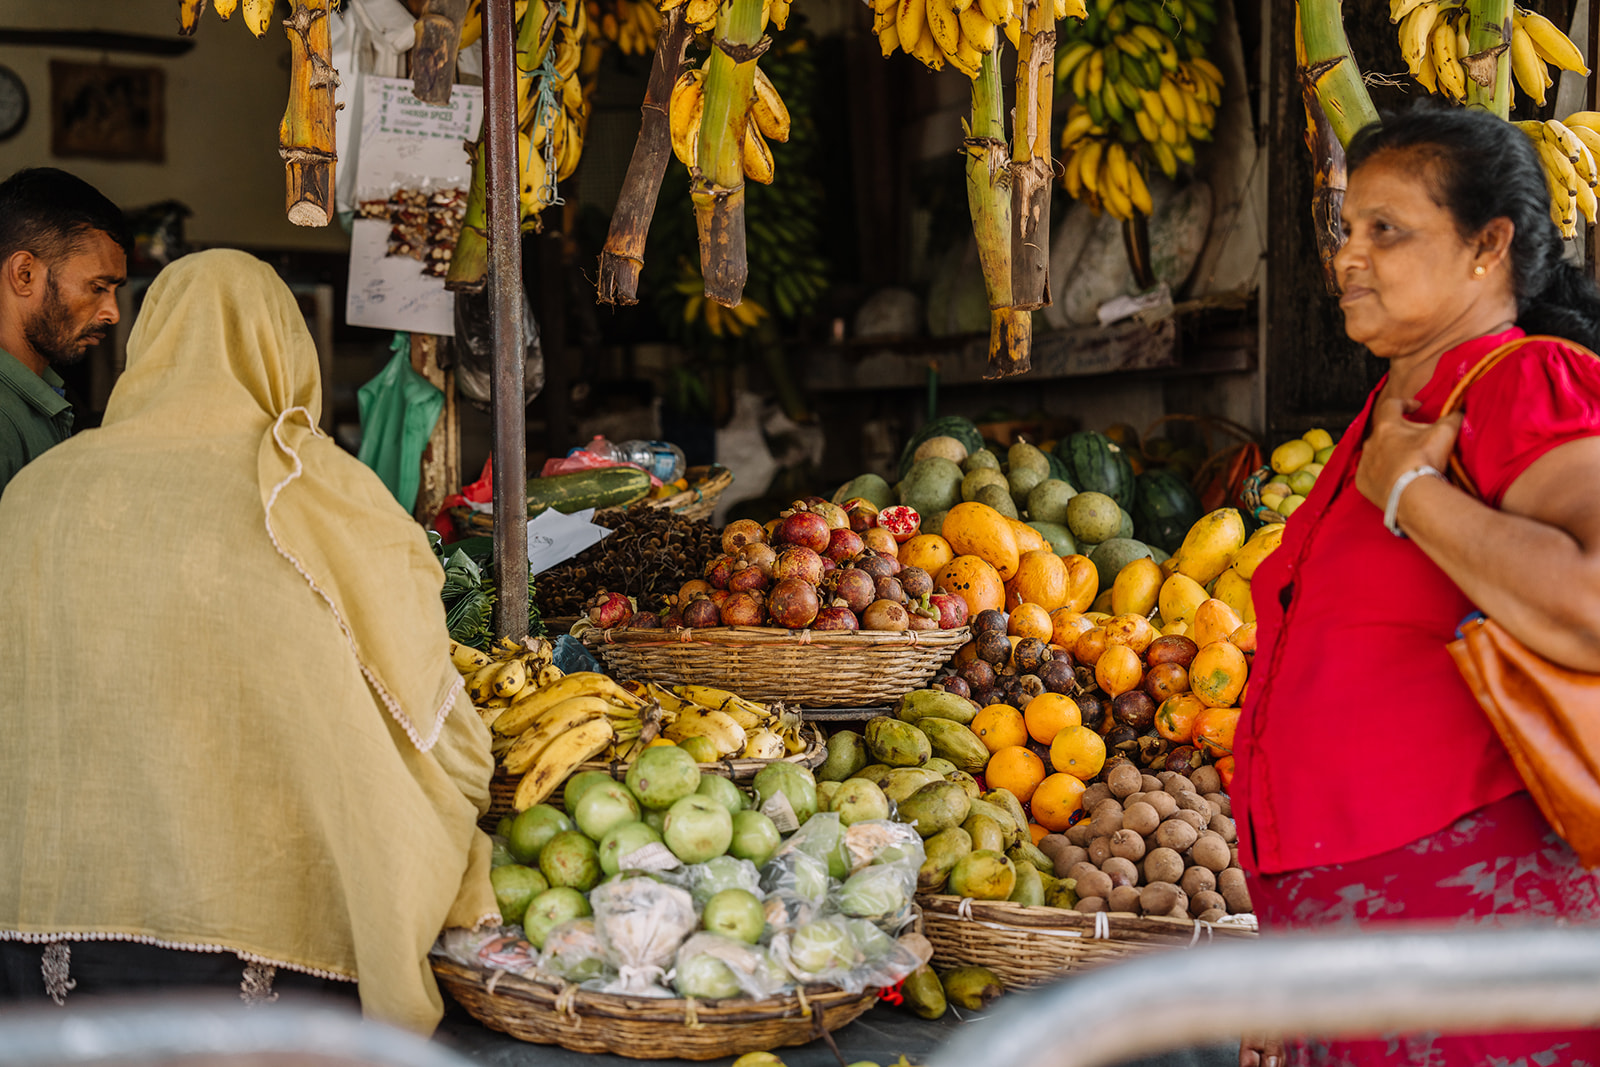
left=587, top=0, right=665, bottom=54
left=874, top=0, right=1079, bottom=77
left=460, top=0, right=532, bottom=47
left=1515, top=116, right=1600, bottom=240
left=448, top=0, right=590, bottom=291
left=177, top=0, right=274, bottom=36
left=1394, top=1, right=1587, bottom=108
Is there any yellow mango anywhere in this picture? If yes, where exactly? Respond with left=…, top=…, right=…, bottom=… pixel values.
left=1162, top=617, right=1191, bottom=637
left=1302, top=428, right=1334, bottom=451
left=1158, top=572, right=1209, bottom=627
left=1212, top=570, right=1255, bottom=625
left=1271, top=440, right=1314, bottom=474
left=1111, top=557, right=1164, bottom=618
left=1171, top=508, right=1247, bottom=586
left=1230, top=524, right=1285, bottom=581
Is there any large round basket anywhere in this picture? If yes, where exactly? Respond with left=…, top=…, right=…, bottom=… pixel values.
left=641, top=465, right=733, bottom=523
left=581, top=626, right=972, bottom=707
left=918, top=895, right=1257, bottom=989
left=481, top=722, right=829, bottom=829
left=431, top=958, right=879, bottom=1060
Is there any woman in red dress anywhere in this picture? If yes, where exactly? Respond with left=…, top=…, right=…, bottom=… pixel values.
left=1236, top=107, right=1600, bottom=1066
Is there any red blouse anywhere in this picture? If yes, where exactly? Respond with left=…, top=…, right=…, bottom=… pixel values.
left=1235, top=328, right=1600, bottom=874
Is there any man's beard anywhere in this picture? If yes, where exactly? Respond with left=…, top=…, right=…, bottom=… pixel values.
left=23, top=276, right=105, bottom=368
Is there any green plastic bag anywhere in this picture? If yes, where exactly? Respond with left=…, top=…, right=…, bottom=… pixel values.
left=358, top=334, right=444, bottom=514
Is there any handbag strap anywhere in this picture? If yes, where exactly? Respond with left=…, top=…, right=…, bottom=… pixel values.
left=1438, top=334, right=1600, bottom=500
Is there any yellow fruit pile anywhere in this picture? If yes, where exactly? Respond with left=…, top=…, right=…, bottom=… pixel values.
left=1261, top=428, right=1335, bottom=516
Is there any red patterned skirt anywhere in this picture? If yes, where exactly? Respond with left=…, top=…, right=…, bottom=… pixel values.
left=1250, top=791, right=1600, bottom=1066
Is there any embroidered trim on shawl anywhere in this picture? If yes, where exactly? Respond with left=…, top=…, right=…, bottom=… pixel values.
left=240, top=962, right=280, bottom=1005
left=41, top=943, right=74, bottom=1005
left=1, top=929, right=357, bottom=983
left=263, top=407, right=460, bottom=753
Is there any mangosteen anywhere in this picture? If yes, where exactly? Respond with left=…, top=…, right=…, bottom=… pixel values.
left=899, top=566, right=934, bottom=599
left=971, top=686, right=1000, bottom=708
left=682, top=596, right=721, bottom=628
left=852, top=552, right=897, bottom=581
left=1106, top=725, right=1140, bottom=757
left=1075, top=690, right=1110, bottom=733
left=1015, top=674, right=1046, bottom=701
left=875, top=575, right=907, bottom=605
left=935, top=676, right=972, bottom=699
left=975, top=631, right=1013, bottom=667
left=1037, top=658, right=1076, bottom=695
left=1165, top=745, right=1201, bottom=777
left=1137, top=732, right=1172, bottom=767
left=1112, top=690, right=1158, bottom=731
left=1012, top=637, right=1052, bottom=674
left=973, top=609, right=1010, bottom=637
left=629, top=611, right=661, bottom=629
left=959, top=659, right=997, bottom=691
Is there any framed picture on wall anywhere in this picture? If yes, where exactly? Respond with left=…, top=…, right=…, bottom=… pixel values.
left=50, top=60, right=164, bottom=162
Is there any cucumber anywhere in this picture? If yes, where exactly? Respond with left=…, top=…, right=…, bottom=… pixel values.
left=525, top=468, right=651, bottom=516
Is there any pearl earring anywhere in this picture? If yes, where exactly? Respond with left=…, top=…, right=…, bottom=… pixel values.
left=1474, top=265, right=1486, bottom=276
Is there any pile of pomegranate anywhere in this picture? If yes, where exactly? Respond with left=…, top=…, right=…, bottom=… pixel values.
left=597, top=498, right=969, bottom=634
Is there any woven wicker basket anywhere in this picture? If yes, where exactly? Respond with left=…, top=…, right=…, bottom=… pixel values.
left=581, top=626, right=972, bottom=707
left=1240, top=465, right=1288, bottom=526
left=642, top=465, right=733, bottom=523
left=919, top=895, right=1257, bottom=989
left=481, top=722, right=829, bottom=828
left=431, top=959, right=880, bottom=1059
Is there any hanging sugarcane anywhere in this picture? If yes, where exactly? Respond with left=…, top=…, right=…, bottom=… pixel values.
left=597, top=7, right=695, bottom=304
left=965, top=50, right=1031, bottom=378
left=412, top=0, right=473, bottom=105
left=1294, top=6, right=1348, bottom=294
left=1008, top=0, right=1062, bottom=313
left=281, top=0, right=341, bottom=227
left=1461, top=0, right=1513, bottom=115
left=691, top=0, right=767, bottom=307
left=1296, top=0, right=1378, bottom=149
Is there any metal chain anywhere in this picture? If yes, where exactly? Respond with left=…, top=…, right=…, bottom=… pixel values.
left=533, top=0, right=567, bottom=210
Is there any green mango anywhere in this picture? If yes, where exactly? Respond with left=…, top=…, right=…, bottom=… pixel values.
left=883, top=767, right=945, bottom=804
left=897, top=689, right=978, bottom=726
left=817, top=730, right=869, bottom=782
left=1007, top=840, right=1054, bottom=875
left=849, top=763, right=896, bottom=788
left=961, top=812, right=1007, bottom=854
left=901, top=964, right=948, bottom=1020
left=981, top=788, right=1030, bottom=834
left=917, top=827, right=973, bottom=892
left=865, top=717, right=932, bottom=768
left=896, top=781, right=973, bottom=838
left=940, top=966, right=1005, bottom=1011
left=1007, top=862, right=1045, bottom=907
left=947, top=851, right=1018, bottom=902
left=916, top=717, right=990, bottom=773
left=947, top=770, right=981, bottom=799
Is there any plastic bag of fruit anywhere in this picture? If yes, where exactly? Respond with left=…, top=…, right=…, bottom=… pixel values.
left=591, top=877, right=698, bottom=996
left=538, top=918, right=612, bottom=985
left=767, top=915, right=931, bottom=995
left=672, top=932, right=794, bottom=1000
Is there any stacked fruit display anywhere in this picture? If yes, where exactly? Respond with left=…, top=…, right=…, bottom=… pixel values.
left=1258, top=428, right=1335, bottom=517
left=602, top=501, right=971, bottom=634
left=480, top=751, right=928, bottom=1000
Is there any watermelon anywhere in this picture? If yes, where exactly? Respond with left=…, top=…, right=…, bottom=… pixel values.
left=1132, top=468, right=1203, bottom=555
left=1045, top=451, right=1073, bottom=486
left=1058, top=432, right=1135, bottom=511
left=526, top=468, right=651, bottom=516
left=898, top=416, right=985, bottom=481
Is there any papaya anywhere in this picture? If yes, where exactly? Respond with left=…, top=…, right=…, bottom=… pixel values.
left=917, top=717, right=991, bottom=773
left=897, top=689, right=979, bottom=726
left=936, top=555, right=1006, bottom=616
left=1170, top=508, right=1247, bottom=585
left=1229, top=524, right=1285, bottom=580
left=1213, top=569, right=1255, bottom=624
left=1190, top=642, right=1247, bottom=709
left=1005, top=549, right=1069, bottom=612
left=1158, top=573, right=1210, bottom=627
left=1111, top=557, right=1163, bottom=618
left=1007, top=519, right=1050, bottom=556
left=943, top=502, right=1022, bottom=581
left=1061, top=554, right=1099, bottom=613
left=1191, top=599, right=1244, bottom=648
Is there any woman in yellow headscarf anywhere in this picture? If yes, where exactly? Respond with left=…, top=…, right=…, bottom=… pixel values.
left=0, top=249, right=498, bottom=1033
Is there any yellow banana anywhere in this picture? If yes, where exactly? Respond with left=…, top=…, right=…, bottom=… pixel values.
left=179, top=0, right=207, bottom=32
left=1149, top=138, right=1178, bottom=179
left=1140, top=88, right=1167, bottom=126
left=948, top=34, right=982, bottom=77
left=493, top=671, right=643, bottom=737
left=1565, top=122, right=1600, bottom=171
left=751, top=67, right=791, bottom=143
left=742, top=729, right=788, bottom=759
left=1126, top=159, right=1153, bottom=216
left=1563, top=111, right=1600, bottom=135
left=959, top=4, right=996, bottom=52
left=466, top=663, right=504, bottom=704
left=1077, top=139, right=1105, bottom=194
left=1521, top=8, right=1589, bottom=74
left=1158, top=76, right=1185, bottom=121
left=686, top=0, right=719, bottom=25
left=669, top=69, right=705, bottom=167
left=672, top=684, right=773, bottom=730
left=512, top=717, right=615, bottom=810
left=1133, top=109, right=1160, bottom=144
left=1510, top=17, right=1550, bottom=104
left=926, top=0, right=961, bottom=57
left=1391, top=0, right=1427, bottom=20
left=1431, top=19, right=1466, bottom=100
left=771, top=0, right=792, bottom=29
left=663, top=707, right=747, bottom=758
left=910, top=25, right=946, bottom=70
left=450, top=640, right=492, bottom=672
left=1062, top=147, right=1085, bottom=198
left=1101, top=166, right=1134, bottom=220
left=242, top=0, right=273, bottom=36
left=977, top=0, right=1011, bottom=26
left=1399, top=1, right=1445, bottom=75
left=1546, top=118, right=1584, bottom=163
left=214, top=0, right=240, bottom=17
left=1060, top=107, right=1095, bottom=147
left=502, top=696, right=616, bottom=775
left=742, top=122, right=775, bottom=184
left=1105, top=142, right=1130, bottom=197
left=879, top=21, right=901, bottom=55
left=897, top=0, right=929, bottom=60
left=489, top=657, right=528, bottom=699
left=1579, top=177, right=1599, bottom=225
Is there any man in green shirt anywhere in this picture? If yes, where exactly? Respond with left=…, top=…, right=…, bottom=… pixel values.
left=0, top=168, right=128, bottom=496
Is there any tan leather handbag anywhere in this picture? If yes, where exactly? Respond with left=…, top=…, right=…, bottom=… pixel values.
left=1440, top=335, right=1600, bottom=866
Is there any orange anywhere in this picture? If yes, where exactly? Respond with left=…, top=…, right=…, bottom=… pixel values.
left=1028, top=822, right=1049, bottom=845
left=935, top=555, right=1006, bottom=616
left=1194, top=705, right=1241, bottom=758
left=971, top=704, right=1029, bottom=753
left=1006, top=550, right=1070, bottom=612
left=900, top=534, right=955, bottom=575
left=1095, top=644, right=1144, bottom=697
left=1049, top=725, right=1107, bottom=781
left=985, top=745, right=1047, bottom=803
left=1030, top=773, right=1088, bottom=831
left=1007, top=602, right=1055, bottom=641
left=1061, top=554, right=1099, bottom=613
left=1024, top=692, right=1082, bottom=744
left=1050, top=609, right=1095, bottom=649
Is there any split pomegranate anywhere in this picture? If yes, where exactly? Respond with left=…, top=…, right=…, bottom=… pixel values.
left=739, top=541, right=778, bottom=579
left=862, top=527, right=899, bottom=559
left=682, top=596, right=721, bottom=628
left=825, top=527, right=865, bottom=563
left=826, top=567, right=877, bottom=614
left=776, top=506, right=832, bottom=553
left=929, top=592, right=969, bottom=629
left=721, top=518, right=767, bottom=555
left=585, top=590, right=634, bottom=629
left=721, top=591, right=766, bottom=627
left=727, top=559, right=770, bottom=594
left=768, top=577, right=820, bottom=629
left=861, top=598, right=910, bottom=632
left=813, top=601, right=860, bottom=630
left=877, top=505, right=921, bottom=543
left=844, top=499, right=880, bottom=533
left=773, top=546, right=825, bottom=585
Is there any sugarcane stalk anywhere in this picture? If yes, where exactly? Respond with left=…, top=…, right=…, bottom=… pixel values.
left=966, top=49, right=1030, bottom=378
left=1010, top=0, right=1055, bottom=311
left=1463, top=0, right=1513, bottom=117
left=1296, top=0, right=1378, bottom=149
left=1295, top=7, right=1348, bottom=294
left=598, top=7, right=695, bottom=305
left=280, top=0, right=340, bottom=227
left=692, top=0, right=767, bottom=307
left=411, top=0, right=472, bottom=105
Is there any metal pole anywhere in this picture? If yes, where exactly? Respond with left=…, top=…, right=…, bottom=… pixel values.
left=484, top=0, right=528, bottom=640
left=927, top=925, right=1600, bottom=1067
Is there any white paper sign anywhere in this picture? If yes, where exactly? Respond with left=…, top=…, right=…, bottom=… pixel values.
left=526, top=509, right=613, bottom=575
left=760, top=791, right=800, bottom=834
left=619, top=842, right=682, bottom=872
left=346, top=219, right=458, bottom=334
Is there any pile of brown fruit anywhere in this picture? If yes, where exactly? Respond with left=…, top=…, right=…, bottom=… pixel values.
left=534, top=508, right=719, bottom=618
left=1037, top=762, right=1252, bottom=920
left=934, top=609, right=1079, bottom=711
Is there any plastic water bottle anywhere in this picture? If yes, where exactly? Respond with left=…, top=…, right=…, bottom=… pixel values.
left=581, top=436, right=687, bottom=483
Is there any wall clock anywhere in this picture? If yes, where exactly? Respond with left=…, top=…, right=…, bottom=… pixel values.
left=0, top=66, right=27, bottom=142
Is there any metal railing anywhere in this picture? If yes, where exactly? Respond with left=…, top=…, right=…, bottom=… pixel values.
left=927, top=925, right=1600, bottom=1067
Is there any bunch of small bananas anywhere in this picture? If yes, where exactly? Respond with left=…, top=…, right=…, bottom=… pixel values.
left=586, top=0, right=663, bottom=55
left=452, top=636, right=563, bottom=716
left=485, top=672, right=663, bottom=809
left=1054, top=0, right=1221, bottom=219
left=1394, top=1, right=1588, bottom=104
left=177, top=0, right=276, bottom=36
left=631, top=682, right=810, bottom=761
left=873, top=0, right=1079, bottom=78
left=670, top=63, right=792, bottom=186
left=674, top=0, right=794, bottom=34
left=461, top=0, right=532, bottom=48
left=514, top=0, right=590, bottom=229
left=674, top=260, right=770, bottom=336
left=1518, top=115, right=1600, bottom=239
